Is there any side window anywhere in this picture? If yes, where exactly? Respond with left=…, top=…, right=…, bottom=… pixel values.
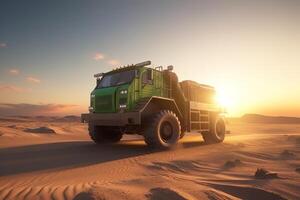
left=142, top=69, right=153, bottom=84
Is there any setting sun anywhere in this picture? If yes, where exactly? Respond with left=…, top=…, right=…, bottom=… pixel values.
left=213, top=83, right=240, bottom=116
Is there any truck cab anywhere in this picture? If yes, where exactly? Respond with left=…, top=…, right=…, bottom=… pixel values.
left=82, top=61, right=226, bottom=149
left=90, top=61, right=164, bottom=114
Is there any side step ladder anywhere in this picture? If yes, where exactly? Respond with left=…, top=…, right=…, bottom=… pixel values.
left=190, top=110, right=210, bottom=132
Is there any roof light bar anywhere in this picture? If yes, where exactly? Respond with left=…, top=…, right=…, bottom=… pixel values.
left=94, top=61, right=151, bottom=77
left=94, top=72, right=104, bottom=78
left=135, top=60, right=151, bottom=67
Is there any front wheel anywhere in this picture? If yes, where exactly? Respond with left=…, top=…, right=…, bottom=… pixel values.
left=202, top=116, right=226, bottom=144
left=88, top=125, right=123, bottom=144
left=143, top=110, right=181, bottom=149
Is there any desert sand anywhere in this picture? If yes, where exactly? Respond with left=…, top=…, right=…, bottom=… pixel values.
left=0, top=117, right=299, bottom=200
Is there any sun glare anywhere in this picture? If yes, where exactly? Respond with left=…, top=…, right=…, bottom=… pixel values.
left=215, top=86, right=239, bottom=116
left=217, top=93, right=232, bottom=108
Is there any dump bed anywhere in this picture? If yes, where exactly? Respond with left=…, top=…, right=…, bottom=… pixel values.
left=179, top=80, right=216, bottom=104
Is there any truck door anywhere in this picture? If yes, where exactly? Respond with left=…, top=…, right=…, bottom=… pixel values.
left=140, top=68, right=154, bottom=99
left=140, top=68, right=163, bottom=99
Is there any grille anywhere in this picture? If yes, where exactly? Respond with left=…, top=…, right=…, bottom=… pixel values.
left=119, top=98, right=127, bottom=105
left=95, top=95, right=113, bottom=112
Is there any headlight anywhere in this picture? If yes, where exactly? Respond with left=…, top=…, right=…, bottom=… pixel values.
left=119, top=104, right=127, bottom=108
left=91, top=94, right=95, bottom=98
left=89, top=106, right=94, bottom=112
left=120, top=90, right=128, bottom=94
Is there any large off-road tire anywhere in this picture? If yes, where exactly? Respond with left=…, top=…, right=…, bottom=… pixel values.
left=88, top=124, right=123, bottom=144
left=143, top=110, right=181, bottom=149
left=202, top=115, right=226, bottom=144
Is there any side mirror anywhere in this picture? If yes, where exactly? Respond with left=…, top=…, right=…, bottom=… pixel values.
left=147, top=69, right=153, bottom=80
left=142, top=69, right=154, bottom=86
left=135, top=70, right=139, bottom=78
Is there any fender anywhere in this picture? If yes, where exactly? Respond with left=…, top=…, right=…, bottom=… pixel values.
left=139, top=96, right=183, bottom=120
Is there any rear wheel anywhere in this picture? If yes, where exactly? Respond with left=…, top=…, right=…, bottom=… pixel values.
left=143, top=110, right=181, bottom=149
left=88, top=124, right=123, bottom=144
left=202, top=116, right=226, bottom=144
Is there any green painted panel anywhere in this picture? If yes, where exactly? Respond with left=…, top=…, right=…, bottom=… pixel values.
left=90, top=66, right=167, bottom=113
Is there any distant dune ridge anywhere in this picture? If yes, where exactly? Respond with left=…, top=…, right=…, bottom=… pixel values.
left=0, top=115, right=81, bottom=123
left=1, top=113, right=300, bottom=124
left=230, top=114, right=300, bottom=124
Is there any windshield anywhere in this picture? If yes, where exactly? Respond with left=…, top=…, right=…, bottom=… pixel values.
left=97, top=70, right=135, bottom=88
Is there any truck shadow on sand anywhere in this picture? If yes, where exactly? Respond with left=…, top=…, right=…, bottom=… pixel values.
left=0, top=139, right=205, bottom=176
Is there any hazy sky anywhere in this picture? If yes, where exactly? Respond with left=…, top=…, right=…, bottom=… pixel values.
left=0, top=0, right=299, bottom=116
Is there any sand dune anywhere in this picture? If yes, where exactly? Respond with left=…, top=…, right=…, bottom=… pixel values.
left=0, top=118, right=299, bottom=200
left=231, top=114, right=300, bottom=124
left=24, top=126, right=56, bottom=134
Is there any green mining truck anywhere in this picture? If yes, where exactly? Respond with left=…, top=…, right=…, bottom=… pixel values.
left=81, top=61, right=226, bottom=148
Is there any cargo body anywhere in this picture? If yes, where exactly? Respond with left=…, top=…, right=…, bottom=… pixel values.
left=81, top=61, right=226, bottom=148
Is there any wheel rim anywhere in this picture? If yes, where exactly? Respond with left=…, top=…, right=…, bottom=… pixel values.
left=216, top=120, right=225, bottom=139
left=160, top=121, right=173, bottom=143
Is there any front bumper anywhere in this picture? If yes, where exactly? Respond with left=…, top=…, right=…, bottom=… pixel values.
left=81, top=112, right=141, bottom=126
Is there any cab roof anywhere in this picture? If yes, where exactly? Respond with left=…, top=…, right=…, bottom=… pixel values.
left=106, top=60, right=151, bottom=75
